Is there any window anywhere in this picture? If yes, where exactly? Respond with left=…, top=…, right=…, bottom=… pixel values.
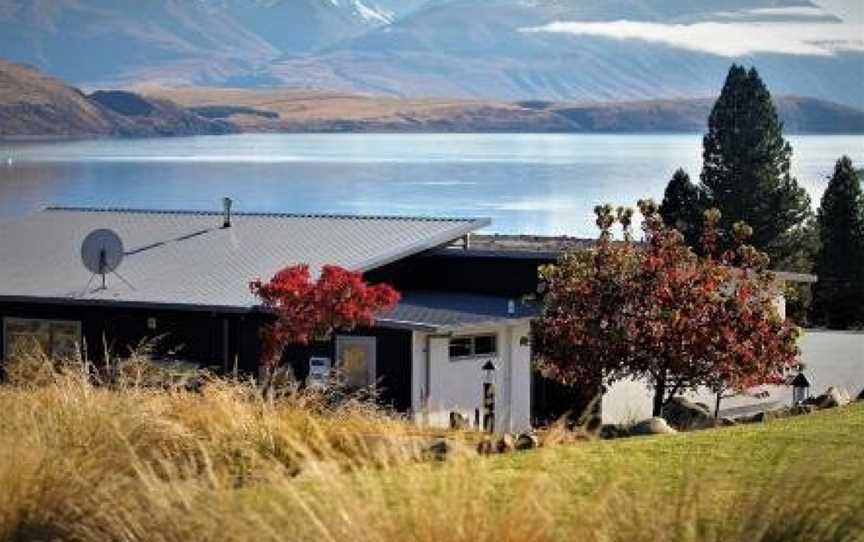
left=449, top=334, right=497, bottom=360
left=3, top=318, right=82, bottom=361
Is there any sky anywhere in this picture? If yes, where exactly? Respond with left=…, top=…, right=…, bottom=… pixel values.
left=816, top=0, right=864, bottom=25
left=522, top=1, right=864, bottom=57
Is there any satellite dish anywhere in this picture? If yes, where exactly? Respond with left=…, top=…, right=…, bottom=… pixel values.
left=81, top=229, right=124, bottom=276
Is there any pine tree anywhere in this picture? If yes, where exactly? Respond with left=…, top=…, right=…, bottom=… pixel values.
left=659, top=168, right=705, bottom=248
left=812, top=156, right=864, bottom=328
left=700, top=65, right=811, bottom=261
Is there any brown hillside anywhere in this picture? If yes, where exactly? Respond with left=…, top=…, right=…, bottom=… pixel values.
left=151, top=87, right=864, bottom=135
left=0, top=60, right=236, bottom=139
left=0, top=60, right=114, bottom=137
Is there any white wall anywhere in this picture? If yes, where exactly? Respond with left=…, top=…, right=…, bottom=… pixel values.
left=412, top=322, right=532, bottom=433
left=602, top=330, right=864, bottom=424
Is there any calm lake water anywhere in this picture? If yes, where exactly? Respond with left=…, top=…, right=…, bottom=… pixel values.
left=1, top=133, right=861, bottom=236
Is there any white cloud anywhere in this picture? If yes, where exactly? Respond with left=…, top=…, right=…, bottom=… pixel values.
left=740, top=7, right=833, bottom=17
left=521, top=19, right=864, bottom=57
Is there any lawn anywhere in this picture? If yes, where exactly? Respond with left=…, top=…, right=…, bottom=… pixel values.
left=1, top=357, right=862, bottom=542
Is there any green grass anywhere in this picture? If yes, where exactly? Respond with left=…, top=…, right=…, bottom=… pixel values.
left=491, top=404, right=864, bottom=498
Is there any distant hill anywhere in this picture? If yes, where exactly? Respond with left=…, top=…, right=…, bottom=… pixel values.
left=0, top=60, right=236, bottom=138
left=152, top=87, right=864, bottom=135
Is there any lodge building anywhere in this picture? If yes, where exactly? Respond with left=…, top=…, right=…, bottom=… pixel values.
left=0, top=204, right=582, bottom=432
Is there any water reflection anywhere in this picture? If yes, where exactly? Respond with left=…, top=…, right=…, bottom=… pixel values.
left=1, top=134, right=860, bottom=235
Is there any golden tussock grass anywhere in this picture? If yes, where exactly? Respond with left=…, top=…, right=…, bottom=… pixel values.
left=0, top=351, right=861, bottom=542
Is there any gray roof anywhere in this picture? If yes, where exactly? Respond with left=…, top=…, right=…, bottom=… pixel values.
left=378, top=290, right=538, bottom=332
left=0, top=207, right=489, bottom=311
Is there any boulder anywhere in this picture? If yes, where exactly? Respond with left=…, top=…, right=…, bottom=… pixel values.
left=808, top=386, right=851, bottom=409
left=629, top=417, right=677, bottom=436
left=662, top=397, right=713, bottom=431
left=515, top=433, right=540, bottom=451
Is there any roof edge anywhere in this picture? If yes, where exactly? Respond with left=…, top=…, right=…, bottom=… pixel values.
left=357, top=217, right=492, bottom=273
left=0, top=295, right=257, bottom=314
left=43, top=205, right=489, bottom=224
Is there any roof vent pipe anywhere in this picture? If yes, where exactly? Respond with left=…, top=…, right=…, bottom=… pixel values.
left=222, top=197, right=232, bottom=228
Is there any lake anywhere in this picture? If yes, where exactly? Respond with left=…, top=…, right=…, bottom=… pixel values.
left=1, top=133, right=861, bottom=236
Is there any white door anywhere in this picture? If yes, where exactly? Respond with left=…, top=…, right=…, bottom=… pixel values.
left=335, top=336, right=377, bottom=389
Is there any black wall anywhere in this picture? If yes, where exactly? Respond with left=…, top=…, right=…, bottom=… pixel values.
left=282, top=327, right=412, bottom=412
left=367, top=252, right=553, bottom=298
left=0, top=302, right=243, bottom=369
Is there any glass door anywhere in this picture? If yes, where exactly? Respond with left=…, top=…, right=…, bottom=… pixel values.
left=335, top=336, right=376, bottom=390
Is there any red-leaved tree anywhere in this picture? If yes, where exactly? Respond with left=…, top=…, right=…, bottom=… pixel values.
left=250, top=264, right=400, bottom=373
left=533, top=201, right=800, bottom=418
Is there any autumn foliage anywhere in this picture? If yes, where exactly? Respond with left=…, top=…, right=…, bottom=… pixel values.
left=533, top=201, right=800, bottom=416
left=250, top=265, right=400, bottom=369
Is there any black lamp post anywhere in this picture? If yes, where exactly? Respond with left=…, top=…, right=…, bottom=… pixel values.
left=791, top=371, right=811, bottom=405
left=481, top=360, right=497, bottom=433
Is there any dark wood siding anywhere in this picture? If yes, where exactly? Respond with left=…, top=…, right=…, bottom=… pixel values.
left=0, top=302, right=413, bottom=413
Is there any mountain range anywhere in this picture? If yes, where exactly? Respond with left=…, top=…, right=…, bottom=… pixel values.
left=2, top=59, right=862, bottom=139
left=0, top=0, right=862, bottom=109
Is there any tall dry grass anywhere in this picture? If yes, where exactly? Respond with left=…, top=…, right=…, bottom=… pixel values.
left=0, top=351, right=861, bottom=542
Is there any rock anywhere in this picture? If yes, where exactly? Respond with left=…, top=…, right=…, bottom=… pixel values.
left=629, top=417, right=677, bottom=436
left=661, top=397, right=713, bottom=431
left=790, top=404, right=817, bottom=416
left=476, top=438, right=496, bottom=455
left=496, top=433, right=516, bottom=454
left=808, top=386, right=851, bottom=409
left=857, top=388, right=864, bottom=402
left=515, top=433, right=540, bottom=451
left=735, top=411, right=766, bottom=424
left=424, top=439, right=472, bottom=461
left=599, top=424, right=628, bottom=440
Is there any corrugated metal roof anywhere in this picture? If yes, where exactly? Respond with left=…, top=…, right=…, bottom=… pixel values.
left=379, top=291, right=538, bottom=331
left=0, top=207, right=489, bottom=310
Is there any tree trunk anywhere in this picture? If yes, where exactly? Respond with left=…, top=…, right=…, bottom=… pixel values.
left=714, top=390, right=722, bottom=419
left=652, top=370, right=667, bottom=417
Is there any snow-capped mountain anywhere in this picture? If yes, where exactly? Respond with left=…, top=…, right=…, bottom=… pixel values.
left=270, top=0, right=864, bottom=108
left=0, top=0, right=860, bottom=109
left=325, top=0, right=393, bottom=25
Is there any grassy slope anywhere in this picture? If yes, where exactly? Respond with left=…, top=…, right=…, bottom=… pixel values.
left=1, top=356, right=861, bottom=541
left=245, top=404, right=864, bottom=541
left=492, top=404, right=863, bottom=499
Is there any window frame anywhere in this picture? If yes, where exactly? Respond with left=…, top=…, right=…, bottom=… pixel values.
left=2, top=317, right=82, bottom=361
left=448, top=333, right=498, bottom=361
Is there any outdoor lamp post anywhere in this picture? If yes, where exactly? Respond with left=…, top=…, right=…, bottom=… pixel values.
left=481, top=360, right=497, bottom=433
left=791, top=371, right=811, bottom=405
left=482, top=360, right=497, bottom=384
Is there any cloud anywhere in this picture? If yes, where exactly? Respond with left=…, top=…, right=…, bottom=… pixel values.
left=521, top=19, right=864, bottom=57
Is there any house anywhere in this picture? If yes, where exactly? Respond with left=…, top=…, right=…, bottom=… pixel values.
left=0, top=203, right=819, bottom=431
left=0, top=204, right=554, bottom=433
